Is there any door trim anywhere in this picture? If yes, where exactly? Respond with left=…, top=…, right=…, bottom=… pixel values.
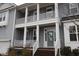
left=44, top=27, right=55, bottom=48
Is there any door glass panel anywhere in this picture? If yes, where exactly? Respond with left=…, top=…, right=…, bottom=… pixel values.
left=48, top=32, right=53, bottom=41
left=47, top=31, right=54, bottom=47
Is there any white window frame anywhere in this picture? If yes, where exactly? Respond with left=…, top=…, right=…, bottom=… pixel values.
left=69, top=3, right=78, bottom=14
left=69, top=25, right=79, bottom=42
left=0, top=11, right=8, bottom=26
left=0, top=12, right=6, bottom=22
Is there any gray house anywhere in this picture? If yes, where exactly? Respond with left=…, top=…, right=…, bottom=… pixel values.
left=0, top=3, right=79, bottom=56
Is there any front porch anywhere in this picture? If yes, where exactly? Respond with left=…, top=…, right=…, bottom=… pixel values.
left=14, top=24, right=56, bottom=48
left=13, top=23, right=57, bottom=55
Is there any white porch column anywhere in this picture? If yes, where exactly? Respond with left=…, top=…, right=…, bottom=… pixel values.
left=23, top=7, right=28, bottom=47
left=36, top=25, right=39, bottom=47
left=11, top=9, right=16, bottom=47
left=55, top=3, right=61, bottom=56
left=37, top=3, right=39, bottom=21
left=36, top=3, right=39, bottom=47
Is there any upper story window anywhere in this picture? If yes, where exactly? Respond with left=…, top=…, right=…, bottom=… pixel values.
left=0, top=12, right=6, bottom=22
left=0, top=11, right=8, bottom=26
left=0, top=17, right=2, bottom=22
left=69, top=25, right=79, bottom=41
left=46, top=6, right=53, bottom=12
left=69, top=3, right=78, bottom=15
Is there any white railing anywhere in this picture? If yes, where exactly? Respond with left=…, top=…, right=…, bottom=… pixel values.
left=14, top=40, right=23, bottom=47
left=33, top=40, right=39, bottom=55
left=39, top=11, right=55, bottom=20
left=27, top=16, right=33, bottom=22
left=15, top=17, right=25, bottom=24
left=46, top=11, right=55, bottom=19
left=39, top=13, right=46, bottom=20
left=26, top=40, right=35, bottom=47
left=27, top=15, right=37, bottom=22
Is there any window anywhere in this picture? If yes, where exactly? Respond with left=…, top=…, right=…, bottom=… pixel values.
left=33, top=29, right=36, bottom=40
left=0, top=18, right=2, bottom=22
left=70, top=4, right=78, bottom=8
left=3, top=16, right=5, bottom=21
left=69, top=25, right=79, bottom=41
left=0, top=14, right=2, bottom=22
left=0, top=12, right=6, bottom=22
left=69, top=3, right=78, bottom=14
left=46, top=6, right=53, bottom=12
left=69, top=26, right=77, bottom=41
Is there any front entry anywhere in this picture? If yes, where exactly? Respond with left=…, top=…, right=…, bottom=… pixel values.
left=44, top=28, right=55, bottom=48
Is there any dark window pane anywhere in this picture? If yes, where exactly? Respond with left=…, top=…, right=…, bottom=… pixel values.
left=70, top=8, right=77, bottom=14
left=70, top=3, right=78, bottom=8
left=33, top=30, right=36, bottom=40
left=47, top=9, right=52, bottom=11
left=0, top=18, right=2, bottom=22
left=3, top=17, right=5, bottom=21
left=78, top=34, right=79, bottom=41
left=70, top=34, right=77, bottom=41
left=45, top=32, right=47, bottom=41
left=33, top=36, right=36, bottom=40
left=77, top=25, right=79, bottom=33
left=69, top=26, right=76, bottom=34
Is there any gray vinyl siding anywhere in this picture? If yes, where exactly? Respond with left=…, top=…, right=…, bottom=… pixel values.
left=0, top=8, right=15, bottom=41
left=58, top=3, right=70, bottom=18
left=59, top=3, right=79, bottom=19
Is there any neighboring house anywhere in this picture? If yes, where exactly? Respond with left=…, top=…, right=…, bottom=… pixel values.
left=0, top=3, right=16, bottom=54
left=0, top=3, right=79, bottom=55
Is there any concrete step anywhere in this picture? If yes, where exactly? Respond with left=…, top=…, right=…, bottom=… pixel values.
left=34, top=48, right=55, bottom=56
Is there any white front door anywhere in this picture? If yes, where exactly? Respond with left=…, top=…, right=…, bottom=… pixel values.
left=44, top=28, right=55, bottom=48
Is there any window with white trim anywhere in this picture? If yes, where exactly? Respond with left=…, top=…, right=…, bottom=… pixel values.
left=0, top=12, right=6, bottom=22
left=69, top=3, right=78, bottom=15
left=33, top=29, right=36, bottom=40
left=69, top=25, right=79, bottom=41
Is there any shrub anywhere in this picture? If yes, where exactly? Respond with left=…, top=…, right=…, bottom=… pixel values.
left=8, top=48, right=16, bottom=56
left=57, top=49, right=60, bottom=56
left=60, top=47, right=71, bottom=56
left=0, top=54, right=2, bottom=56
left=16, top=49, right=22, bottom=56
left=21, top=48, right=32, bottom=56
left=72, top=49, right=79, bottom=56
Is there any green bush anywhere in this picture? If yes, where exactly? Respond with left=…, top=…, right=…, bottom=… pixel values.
left=57, top=49, right=60, bottom=56
left=7, top=47, right=32, bottom=56
left=16, top=49, right=22, bottom=56
left=60, top=47, right=71, bottom=56
left=72, top=49, right=79, bottom=56
left=0, top=54, right=2, bottom=56
left=21, top=48, right=32, bottom=56
left=8, top=47, right=16, bottom=56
